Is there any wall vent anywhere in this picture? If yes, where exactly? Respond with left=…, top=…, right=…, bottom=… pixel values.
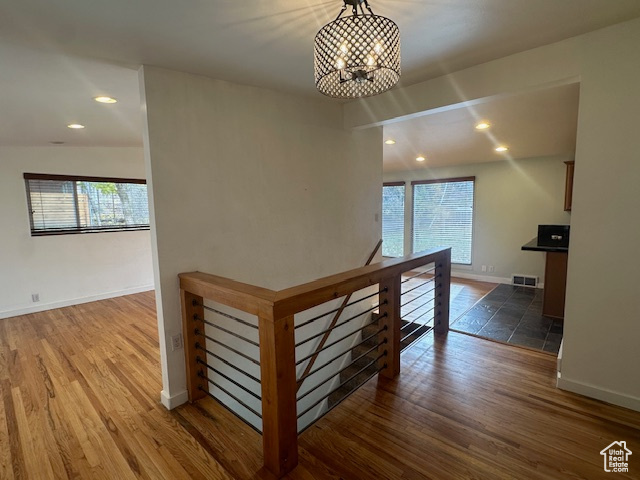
left=512, top=274, right=538, bottom=288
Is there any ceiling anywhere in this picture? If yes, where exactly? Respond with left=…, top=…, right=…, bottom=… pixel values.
left=0, top=0, right=638, bottom=150
left=383, top=83, right=580, bottom=172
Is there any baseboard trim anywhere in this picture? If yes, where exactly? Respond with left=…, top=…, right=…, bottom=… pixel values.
left=451, top=271, right=511, bottom=285
left=0, top=285, right=155, bottom=320
left=557, top=375, right=640, bottom=412
left=160, top=389, right=189, bottom=410
left=451, top=271, right=544, bottom=289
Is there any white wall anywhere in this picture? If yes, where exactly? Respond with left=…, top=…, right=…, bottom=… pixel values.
left=139, top=66, right=382, bottom=409
left=559, top=19, right=640, bottom=409
left=384, top=155, right=571, bottom=284
left=0, top=147, right=154, bottom=319
left=346, top=17, right=640, bottom=411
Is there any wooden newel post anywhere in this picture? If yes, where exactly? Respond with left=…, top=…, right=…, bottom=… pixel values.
left=180, top=289, right=208, bottom=402
left=434, top=249, right=451, bottom=335
left=378, top=274, right=402, bottom=379
left=258, top=312, right=298, bottom=477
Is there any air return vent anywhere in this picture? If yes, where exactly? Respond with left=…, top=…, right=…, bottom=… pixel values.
left=512, top=274, right=538, bottom=288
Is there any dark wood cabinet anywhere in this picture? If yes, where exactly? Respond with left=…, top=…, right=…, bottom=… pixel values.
left=543, top=252, right=568, bottom=319
left=564, top=161, right=575, bottom=211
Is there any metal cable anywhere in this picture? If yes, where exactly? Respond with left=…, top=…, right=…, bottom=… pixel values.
left=298, top=364, right=384, bottom=434
left=295, top=320, right=386, bottom=366
left=400, top=286, right=436, bottom=308
left=297, top=333, right=386, bottom=385
left=195, top=345, right=261, bottom=384
left=201, top=304, right=258, bottom=329
left=401, top=267, right=436, bottom=284
left=294, top=289, right=385, bottom=330
left=297, top=340, right=386, bottom=401
left=297, top=352, right=386, bottom=419
left=402, top=302, right=440, bottom=326
left=401, top=325, right=435, bottom=353
left=196, top=358, right=261, bottom=401
left=401, top=323, right=433, bottom=344
left=402, top=297, right=437, bottom=319
left=194, top=331, right=259, bottom=365
left=197, top=383, right=262, bottom=419
left=400, top=275, right=438, bottom=297
left=295, top=302, right=383, bottom=348
left=199, top=317, right=259, bottom=347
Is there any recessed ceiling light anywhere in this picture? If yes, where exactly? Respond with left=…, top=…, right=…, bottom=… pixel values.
left=67, top=124, right=85, bottom=129
left=50, top=141, right=65, bottom=145
left=495, top=145, right=509, bottom=152
left=416, top=155, right=426, bottom=162
left=94, top=96, right=117, bottom=104
left=385, top=139, right=396, bottom=145
left=475, top=122, right=491, bottom=130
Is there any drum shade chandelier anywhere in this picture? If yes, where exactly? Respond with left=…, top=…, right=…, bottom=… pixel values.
left=314, top=0, right=401, bottom=99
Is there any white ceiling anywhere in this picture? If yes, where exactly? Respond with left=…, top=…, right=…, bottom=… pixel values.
left=0, top=0, right=638, bottom=149
left=383, top=83, right=580, bottom=172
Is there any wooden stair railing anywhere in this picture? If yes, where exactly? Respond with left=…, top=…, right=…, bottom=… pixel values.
left=179, top=246, right=451, bottom=478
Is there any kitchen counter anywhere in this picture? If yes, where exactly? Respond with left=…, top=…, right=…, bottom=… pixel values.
left=521, top=237, right=568, bottom=253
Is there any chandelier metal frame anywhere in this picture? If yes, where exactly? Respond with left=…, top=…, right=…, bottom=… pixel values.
left=314, top=0, right=401, bottom=99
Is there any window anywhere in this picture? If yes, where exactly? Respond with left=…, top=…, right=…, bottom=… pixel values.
left=382, top=182, right=405, bottom=257
left=412, top=177, right=475, bottom=264
left=24, top=173, right=150, bottom=236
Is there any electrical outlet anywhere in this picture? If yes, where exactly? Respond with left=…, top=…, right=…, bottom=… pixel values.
left=31, top=293, right=40, bottom=302
left=171, top=333, right=183, bottom=351
left=488, top=266, right=495, bottom=273
left=481, top=265, right=487, bottom=272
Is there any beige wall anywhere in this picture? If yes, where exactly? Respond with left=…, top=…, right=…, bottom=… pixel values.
left=0, top=147, right=153, bottom=318
left=384, top=156, right=571, bottom=283
left=140, top=66, right=382, bottom=408
left=347, top=17, right=640, bottom=410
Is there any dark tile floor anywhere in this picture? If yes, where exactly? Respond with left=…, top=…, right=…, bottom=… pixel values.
left=451, top=284, right=563, bottom=354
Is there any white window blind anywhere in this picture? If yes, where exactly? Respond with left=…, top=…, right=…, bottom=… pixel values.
left=412, top=177, right=474, bottom=264
left=382, top=183, right=405, bottom=257
left=24, top=173, right=150, bottom=236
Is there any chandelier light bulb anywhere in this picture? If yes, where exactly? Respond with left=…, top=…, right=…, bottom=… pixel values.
left=314, top=0, right=401, bottom=99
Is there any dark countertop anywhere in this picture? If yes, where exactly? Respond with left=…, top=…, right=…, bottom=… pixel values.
left=521, top=237, right=569, bottom=253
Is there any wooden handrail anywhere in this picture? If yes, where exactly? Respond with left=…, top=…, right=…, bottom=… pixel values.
left=179, top=246, right=452, bottom=478
left=179, top=271, right=277, bottom=317
left=272, top=247, right=450, bottom=318
left=178, top=247, right=449, bottom=319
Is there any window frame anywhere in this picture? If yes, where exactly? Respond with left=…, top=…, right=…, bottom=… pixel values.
left=382, top=181, right=406, bottom=258
left=24, top=173, right=150, bottom=236
left=410, top=176, right=475, bottom=265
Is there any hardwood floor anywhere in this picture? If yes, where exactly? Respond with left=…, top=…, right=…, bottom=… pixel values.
left=2, top=291, right=639, bottom=479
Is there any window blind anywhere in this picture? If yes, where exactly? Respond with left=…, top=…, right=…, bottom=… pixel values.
left=382, top=183, right=405, bottom=257
left=412, top=177, right=474, bottom=264
left=24, top=173, right=150, bottom=236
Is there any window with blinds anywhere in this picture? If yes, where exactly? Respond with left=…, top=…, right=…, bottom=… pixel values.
left=412, top=177, right=475, bottom=264
left=24, top=173, right=150, bottom=236
left=382, top=183, right=405, bottom=257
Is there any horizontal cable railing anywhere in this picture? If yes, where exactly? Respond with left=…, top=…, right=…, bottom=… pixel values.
left=185, top=298, right=262, bottom=433
left=179, top=245, right=451, bottom=478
